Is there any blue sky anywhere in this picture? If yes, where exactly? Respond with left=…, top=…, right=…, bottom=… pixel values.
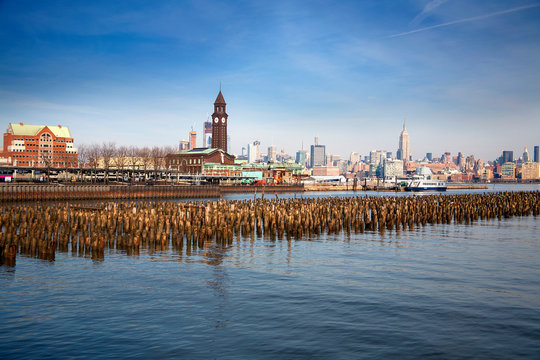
left=1, top=0, right=539, bottom=161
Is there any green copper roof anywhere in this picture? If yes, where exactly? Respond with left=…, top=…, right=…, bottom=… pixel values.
left=9, top=123, right=72, bottom=138
left=175, top=148, right=218, bottom=155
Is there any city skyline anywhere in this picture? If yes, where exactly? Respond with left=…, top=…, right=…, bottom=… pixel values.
left=1, top=0, right=539, bottom=161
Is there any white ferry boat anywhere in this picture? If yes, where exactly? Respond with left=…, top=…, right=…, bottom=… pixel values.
left=405, top=179, right=447, bottom=192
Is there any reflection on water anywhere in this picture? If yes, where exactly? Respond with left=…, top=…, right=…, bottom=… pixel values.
left=1, top=187, right=540, bottom=359
left=1, top=216, right=539, bottom=359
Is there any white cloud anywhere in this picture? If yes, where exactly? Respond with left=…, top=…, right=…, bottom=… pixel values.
left=410, top=0, right=449, bottom=27
left=391, top=4, right=540, bottom=38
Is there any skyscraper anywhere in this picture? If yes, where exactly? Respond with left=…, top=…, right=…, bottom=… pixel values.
left=248, top=140, right=260, bottom=163
left=534, top=146, right=539, bottom=163
left=202, top=119, right=212, bottom=148
left=457, top=152, right=466, bottom=169
left=310, top=137, right=326, bottom=168
left=523, top=146, right=530, bottom=163
left=349, top=152, right=361, bottom=164
left=268, top=145, right=277, bottom=163
left=296, top=150, right=307, bottom=166
left=179, top=140, right=189, bottom=150
left=398, top=120, right=410, bottom=161
left=189, top=131, right=196, bottom=150
left=502, top=151, right=513, bottom=164
left=211, top=91, right=228, bottom=152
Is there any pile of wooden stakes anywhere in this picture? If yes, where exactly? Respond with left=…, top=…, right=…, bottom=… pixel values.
left=1, top=191, right=539, bottom=266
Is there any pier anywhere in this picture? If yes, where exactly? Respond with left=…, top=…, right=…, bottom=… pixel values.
left=0, top=184, right=220, bottom=202
left=1, top=191, right=539, bottom=266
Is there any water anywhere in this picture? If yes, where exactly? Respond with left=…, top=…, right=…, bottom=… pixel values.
left=223, top=183, right=540, bottom=201
left=1, top=187, right=540, bottom=359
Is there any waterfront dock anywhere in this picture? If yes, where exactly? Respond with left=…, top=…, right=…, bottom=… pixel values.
left=1, top=191, right=539, bottom=266
left=447, top=185, right=489, bottom=190
left=0, top=184, right=220, bottom=202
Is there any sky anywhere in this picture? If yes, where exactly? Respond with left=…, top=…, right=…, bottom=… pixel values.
left=1, top=0, right=539, bottom=161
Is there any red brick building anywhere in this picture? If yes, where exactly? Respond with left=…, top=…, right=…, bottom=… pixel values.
left=211, top=91, right=228, bottom=152
left=165, top=148, right=235, bottom=174
left=1, top=123, right=78, bottom=168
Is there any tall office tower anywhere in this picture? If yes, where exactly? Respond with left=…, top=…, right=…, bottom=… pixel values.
left=457, top=152, right=466, bottom=169
left=189, top=131, right=196, bottom=150
left=248, top=140, right=260, bottom=163
left=398, top=120, right=410, bottom=161
left=268, top=145, right=277, bottom=163
left=310, top=137, right=326, bottom=168
left=465, top=155, right=475, bottom=171
left=211, top=91, right=228, bottom=152
left=426, top=153, right=433, bottom=161
left=474, top=159, right=484, bottom=173
left=179, top=140, right=189, bottom=150
left=442, top=152, right=451, bottom=163
left=383, top=159, right=404, bottom=178
left=296, top=150, right=307, bottom=166
left=349, top=152, right=361, bottom=164
left=203, top=120, right=212, bottom=148
left=502, top=150, right=514, bottom=164
left=369, top=150, right=387, bottom=166
left=535, top=146, right=539, bottom=162
left=523, top=146, right=530, bottom=162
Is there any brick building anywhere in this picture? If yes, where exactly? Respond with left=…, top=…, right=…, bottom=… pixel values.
left=500, top=162, right=516, bottom=180
left=166, top=91, right=236, bottom=174
left=521, top=162, right=540, bottom=180
left=165, top=148, right=235, bottom=174
left=312, top=166, right=340, bottom=176
left=2, top=123, right=78, bottom=168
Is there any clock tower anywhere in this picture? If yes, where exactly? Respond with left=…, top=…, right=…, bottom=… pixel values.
left=211, top=90, right=228, bottom=152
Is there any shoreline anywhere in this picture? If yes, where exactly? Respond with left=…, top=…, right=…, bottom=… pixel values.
left=303, top=184, right=489, bottom=191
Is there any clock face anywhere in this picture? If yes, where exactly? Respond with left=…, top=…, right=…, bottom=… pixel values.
left=221, top=117, right=225, bottom=124
left=214, top=118, right=218, bottom=123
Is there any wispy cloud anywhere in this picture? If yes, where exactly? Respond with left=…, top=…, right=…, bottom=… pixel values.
left=18, top=100, right=103, bottom=115
left=391, top=3, right=540, bottom=38
left=0, top=91, right=103, bottom=115
left=410, top=0, right=449, bottom=27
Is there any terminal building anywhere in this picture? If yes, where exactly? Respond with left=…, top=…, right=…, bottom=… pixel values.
left=166, top=91, right=236, bottom=172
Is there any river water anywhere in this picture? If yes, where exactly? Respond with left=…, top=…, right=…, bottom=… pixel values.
left=1, top=185, right=539, bottom=359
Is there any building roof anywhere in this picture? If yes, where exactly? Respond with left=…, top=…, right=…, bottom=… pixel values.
left=214, top=91, right=226, bottom=104
left=176, top=148, right=218, bottom=155
left=8, top=123, right=72, bottom=138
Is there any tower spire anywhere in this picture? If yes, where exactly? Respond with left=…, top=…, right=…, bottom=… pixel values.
left=211, top=89, right=228, bottom=152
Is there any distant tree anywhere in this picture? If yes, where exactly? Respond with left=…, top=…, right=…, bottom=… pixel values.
left=127, top=146, right=140, bottom=182
left=77, top=144, right=89, bottom=182
left=139, top=147, right=152, bottom=183
left=100, top=142, right=116, bottom=184
left=162, top=145, right=176, bottom=183
left=113, top=145, right=129, bottom=182
left=87, top=143, right=101, bottom=183
left=41, top=153, right=52, bottom=182
left=151, top=146, right=164, bottom=180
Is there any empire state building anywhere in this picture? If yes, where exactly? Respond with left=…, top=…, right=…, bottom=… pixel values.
left=398, top=121, right=410, bottom=162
